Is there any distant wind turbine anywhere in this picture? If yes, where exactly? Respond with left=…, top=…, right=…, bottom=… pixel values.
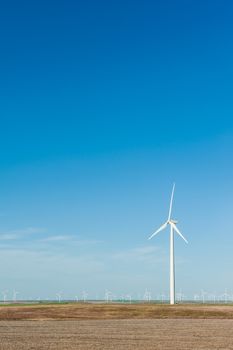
left=201, top=289, right=207, bottom=304
left=105, top=290, right=112, bottom=303
left=143, top=289, right=151, bottom=303
left=148, top=183, right=188, bottom=305
left=2, top=290, right=8, bottom=304
left=126, top=294, right=132, bottom=304
left=160, top=293, right=166, bottom=303
left=56, top=291, right=63, bottom=303
left=13, top=290, right=19, bottom=303
left=82, top=291, right=88, bottom=303
left=221, top=289, right=230, bottom=304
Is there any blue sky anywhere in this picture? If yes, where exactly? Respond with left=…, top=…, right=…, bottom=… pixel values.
left=0, top=0, right=233, bottom=300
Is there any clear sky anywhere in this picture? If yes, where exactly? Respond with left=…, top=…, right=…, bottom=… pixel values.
left=0, top=0, right=233, bottom=300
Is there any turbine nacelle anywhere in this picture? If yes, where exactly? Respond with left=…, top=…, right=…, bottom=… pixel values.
left=168, top=219, right=178, bottom=224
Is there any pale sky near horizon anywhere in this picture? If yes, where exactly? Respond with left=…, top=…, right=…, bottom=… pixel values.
left=1, top=0, right=233, bottom=299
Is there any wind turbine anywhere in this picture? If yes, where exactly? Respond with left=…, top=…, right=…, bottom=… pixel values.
left=143, top=289, right=151, bottom=303
left=105, top=290, right=112, bottom=303
left=126, top=294, right=132, bottom=304
left=56, top=291, right=63, bottom=303
left=13, top=290, right=19, bottom=303
left=201, top=289, right=207, bottom=304
left=148, top=183, right=188, bottom=305
left=2, top=290, right=8, bottom=304
left=82, top=291, right=88, bottom=303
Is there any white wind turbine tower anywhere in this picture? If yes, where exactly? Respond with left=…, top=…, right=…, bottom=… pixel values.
left=148, top=184, right=188, bottom=305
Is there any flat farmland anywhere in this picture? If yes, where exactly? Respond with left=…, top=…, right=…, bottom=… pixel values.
left=1, top=303, right=233, bottom=320
left=1, top=304, right=233, bottom=349
left=1, top=319, right=233, bottom=349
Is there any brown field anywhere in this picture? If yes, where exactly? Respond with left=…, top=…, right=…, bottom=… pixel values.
left=1, top=304, right=233, bottom=349
left=1, top=303, right=233, bottom=320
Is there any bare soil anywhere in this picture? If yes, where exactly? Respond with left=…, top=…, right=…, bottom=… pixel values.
left=0, top=319, right=233, bottom=349
left=1, top=303, right=233, bottom=320
left=0, top=304, right=233, bottom=349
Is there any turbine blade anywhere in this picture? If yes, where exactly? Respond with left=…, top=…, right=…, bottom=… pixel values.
left=148, top=222, right=168, bottom=240
left=168, top=183, right=175, bottom=220
left=171, top=223, right=188, bottom=244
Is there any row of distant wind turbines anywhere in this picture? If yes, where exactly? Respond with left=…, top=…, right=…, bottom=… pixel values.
left=3, top=289, right=232, bottom=304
